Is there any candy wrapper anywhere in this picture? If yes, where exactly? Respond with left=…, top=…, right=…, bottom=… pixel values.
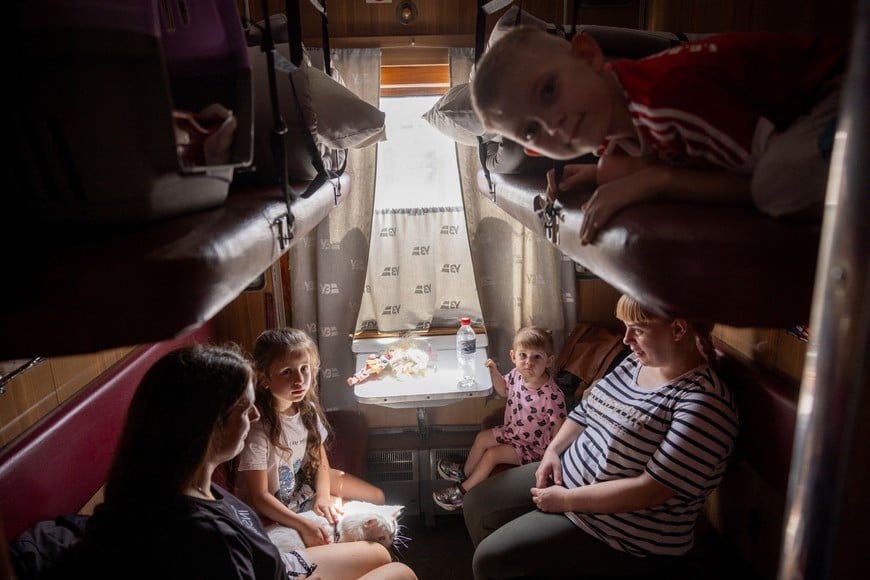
left=347, top=353, right=393, bottom=386
left=347, top=337, right=436, bottom=386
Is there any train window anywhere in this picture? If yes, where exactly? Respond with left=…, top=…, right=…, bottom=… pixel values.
left=373, top=96, right=461, bottom=210
left=353, top=95, right=483, bottom=335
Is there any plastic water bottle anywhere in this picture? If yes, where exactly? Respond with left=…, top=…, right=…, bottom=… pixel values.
left=456, top=317, right=477, bottom=388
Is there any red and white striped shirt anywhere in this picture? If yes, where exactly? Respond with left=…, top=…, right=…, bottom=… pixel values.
left=599, top=33, right=847, bottom=172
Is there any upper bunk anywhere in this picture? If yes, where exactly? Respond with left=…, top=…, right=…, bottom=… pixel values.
left=427, top=5, right=834, bottom=328
left=1, top=0, right=380, bottom=359
left=476, top=170, right=820, bottom=327
left=1, top=179, right=349, bottom=359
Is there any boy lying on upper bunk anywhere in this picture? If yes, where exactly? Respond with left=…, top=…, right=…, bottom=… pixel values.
left=470, top=27, right=848, bottom=245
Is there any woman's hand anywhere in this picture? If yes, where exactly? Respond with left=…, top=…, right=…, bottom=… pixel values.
left=546, top=164, right=598, bottom=203
left=299, top=519, right=331, bottom=547
left=531, top=484, right=570, bottom=513
left=535, top=450, right=563, bottom=488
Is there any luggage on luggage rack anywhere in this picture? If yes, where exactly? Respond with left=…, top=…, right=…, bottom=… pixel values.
left=7, top=0, right=253, bottom=226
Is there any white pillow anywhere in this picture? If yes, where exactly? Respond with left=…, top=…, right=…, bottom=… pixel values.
left=487, top=5, right=563, bottom=51
left=422, top=83, right=485, bottom=146
left=305, top=65, right=386, bottom=150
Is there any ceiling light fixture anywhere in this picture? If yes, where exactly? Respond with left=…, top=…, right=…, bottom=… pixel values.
left=397, top=1, right=417, bottom=26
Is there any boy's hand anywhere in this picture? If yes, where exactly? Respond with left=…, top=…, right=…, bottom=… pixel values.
left=546, top=164, right=597, bottom=203
left=579, top=169, right=660, bottom=245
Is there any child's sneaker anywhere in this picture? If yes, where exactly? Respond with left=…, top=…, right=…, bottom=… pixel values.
left=437, top=458, right=466, bottom=482
left=433, top=485, right=464, bottom=511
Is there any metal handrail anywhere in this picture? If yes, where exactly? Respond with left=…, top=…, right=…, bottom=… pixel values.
left=779, top=2, right=870, bottom=577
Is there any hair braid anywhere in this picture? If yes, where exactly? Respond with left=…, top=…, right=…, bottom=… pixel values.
left=691, top=322, right=718, bottom=370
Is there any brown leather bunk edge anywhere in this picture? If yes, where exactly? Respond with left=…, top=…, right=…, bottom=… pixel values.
left=478, top=170, right=820, bottom=328
left=0, top=177, right=350, bottom=360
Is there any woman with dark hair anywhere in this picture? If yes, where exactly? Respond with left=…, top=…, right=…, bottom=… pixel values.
left=57, top=344, right=416, bottom=580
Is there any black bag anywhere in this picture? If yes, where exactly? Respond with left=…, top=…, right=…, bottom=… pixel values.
left=9, top=515, right=89, bottom=580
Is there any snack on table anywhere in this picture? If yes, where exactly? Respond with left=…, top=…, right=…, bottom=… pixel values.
left=347, top=338, right=434, bottom=386
left=347, top=353, right=392, bottom=386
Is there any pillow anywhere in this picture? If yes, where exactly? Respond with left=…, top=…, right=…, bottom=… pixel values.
left=487, top=5, right=563, bottom=51
left=247, top=43, right=319, bottom=183
left=484, top=137, right=557, bottom=175
left=305, top=65, right=386, bottom=150
left=422, top=83, right=485, bottom=147
left=246, top=42, right=385, bottom=184
left=245, top=14, right=290, bottom=46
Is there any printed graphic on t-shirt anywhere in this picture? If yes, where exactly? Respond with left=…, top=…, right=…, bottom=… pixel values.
left=277, top=464, right=297, bottom=505
left=585, top=389, right=649, bottom=434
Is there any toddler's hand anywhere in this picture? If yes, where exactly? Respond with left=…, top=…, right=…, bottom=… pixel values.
left=484, top=358, right=499, bottom=373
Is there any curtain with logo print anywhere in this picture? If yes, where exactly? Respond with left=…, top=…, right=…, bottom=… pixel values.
left=288, top=48, right=381, bottom=411
left=355, top=206, right=485, bottom=333
left=450, top=48, right=577, bottom=368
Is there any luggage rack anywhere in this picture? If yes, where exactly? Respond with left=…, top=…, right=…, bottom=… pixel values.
left=9, top=0, right=253, bottom=226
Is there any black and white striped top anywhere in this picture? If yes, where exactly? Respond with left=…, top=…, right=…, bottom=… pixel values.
left=562, top=354, right=739, bottom=556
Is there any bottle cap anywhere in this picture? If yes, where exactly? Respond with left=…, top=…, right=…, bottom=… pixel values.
left=460, top=317, right=471, bottom=325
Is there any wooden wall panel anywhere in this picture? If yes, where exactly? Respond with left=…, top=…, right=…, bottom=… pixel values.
left=0, top=362, right=58, bottom=446
left=0, top=346, right=136, bottom=447
left=712, top=325, right=807, bottom=385
left=576, top=277, right=623, bottom=332
left=212, top=265, right=276, bottom=354
left=646, top=0, right=855, bottom=34
left=242, top=0, right=642, bottom=47
left=52, top=353, right=108, bottom=403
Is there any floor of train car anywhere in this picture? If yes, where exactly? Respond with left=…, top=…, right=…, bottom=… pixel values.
left=393, top=513, right=758, bottom=580
left=394, top=514, right=475, bottom=580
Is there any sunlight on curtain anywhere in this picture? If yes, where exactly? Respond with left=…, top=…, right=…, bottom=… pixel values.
left=354, top=97, right=484, bottom=334
left=449, top=47, right=577, bottom=369
left=289, top=48, right=381, bottom=410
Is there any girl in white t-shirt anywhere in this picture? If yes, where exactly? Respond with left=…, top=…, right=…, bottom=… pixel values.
left=237, top=328, right=384, bottom=548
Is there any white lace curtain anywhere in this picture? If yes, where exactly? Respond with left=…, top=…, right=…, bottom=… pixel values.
left=449, top=48, right=577, bottom=367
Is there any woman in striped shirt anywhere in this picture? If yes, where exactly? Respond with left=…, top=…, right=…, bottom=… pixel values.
left=463, top=294, right=739, bottom=579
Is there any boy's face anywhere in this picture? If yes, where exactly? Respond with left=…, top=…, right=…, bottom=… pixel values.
left=484, top=33, right=616, bottom=160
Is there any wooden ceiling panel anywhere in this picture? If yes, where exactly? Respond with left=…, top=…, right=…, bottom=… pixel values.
left=241, top=0, right=572, bottom=47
